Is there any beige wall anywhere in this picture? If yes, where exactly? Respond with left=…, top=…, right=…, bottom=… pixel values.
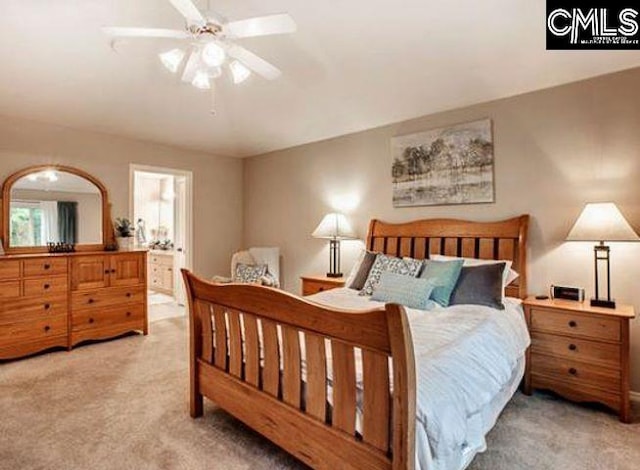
left=244, top=67, right=640, bottom=390
left=0, top=115, right=243, bottom=279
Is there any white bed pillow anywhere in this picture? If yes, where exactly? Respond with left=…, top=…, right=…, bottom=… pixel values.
left=430, top=254, right=519, bottom=287
left=345, top=248, right=366, bottom=287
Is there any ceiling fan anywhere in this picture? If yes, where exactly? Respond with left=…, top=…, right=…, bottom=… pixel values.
left=103, top=0, right=296, bottom=93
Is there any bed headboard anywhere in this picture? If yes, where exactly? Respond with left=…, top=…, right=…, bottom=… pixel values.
left=366, top=215, right=529, bottom=299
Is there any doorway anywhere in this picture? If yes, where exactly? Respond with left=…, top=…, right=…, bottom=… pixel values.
left=130, top=165, right=193, bottom=319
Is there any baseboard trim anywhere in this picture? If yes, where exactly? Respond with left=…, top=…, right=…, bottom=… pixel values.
left=630, top=391, right=640, bottom=403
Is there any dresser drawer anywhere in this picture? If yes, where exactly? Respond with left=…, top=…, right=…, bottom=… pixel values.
left=71, top=286, right=146, bottom=311
left=23, top=275, right=68, bottom=297
left=0, top=295, right=67, bottom=323
left=23, top=258, right=68, bottom=277
left=0, top=314, right=68, bottom=343
left=531, top=332, right=620, bottom=369
left=531, top=353, right=620, bottom=392
left=0, top=280, right=21, bottom=298
left=530, top=307, right=620, bottom=342
left=72, top=303, right=145, bottom=332
left=0, top=260, right=21, bottom=280
left=149, top=254, right=173, bottom=266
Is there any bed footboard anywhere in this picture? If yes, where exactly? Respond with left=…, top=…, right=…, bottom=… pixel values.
left=182, top=270, right=416, bottom=470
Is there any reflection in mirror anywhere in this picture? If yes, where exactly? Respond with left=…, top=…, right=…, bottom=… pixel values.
left=9, top=170, right=103, bottom=247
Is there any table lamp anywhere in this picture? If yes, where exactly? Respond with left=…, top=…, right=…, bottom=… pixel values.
left=566, top=202, right=639, bottom=308
left=312, top=213, right=357, bottom=278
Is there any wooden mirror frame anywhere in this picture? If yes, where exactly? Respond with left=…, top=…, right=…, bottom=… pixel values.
left=1, top=164, right=115, bottom=254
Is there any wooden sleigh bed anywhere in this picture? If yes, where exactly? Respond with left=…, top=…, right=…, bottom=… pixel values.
left=182, top=215, right=529, bottom=470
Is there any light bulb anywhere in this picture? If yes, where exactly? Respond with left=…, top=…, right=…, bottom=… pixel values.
left=159, top=48, right=185, bottom=73
left=201, top=42, right=226, bottom=67
left=229, top=60, right=251, bottom=84
left=192, top=71, right=211, bottom=90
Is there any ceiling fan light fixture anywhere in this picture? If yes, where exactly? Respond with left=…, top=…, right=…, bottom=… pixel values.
left=192, top=71, right=211, bottom=90
left=159, top=48, right=186, bottom=73
left=229, top=60, right=251, bottom=84
left=201, top=42, right=226, bottom=67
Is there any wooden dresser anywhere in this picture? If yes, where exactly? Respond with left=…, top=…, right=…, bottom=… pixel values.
left=523, top=297, right=635, bottom=423
left=0, top=250, right=147, bottom=360
left=148, top=251, right=174, bottom=295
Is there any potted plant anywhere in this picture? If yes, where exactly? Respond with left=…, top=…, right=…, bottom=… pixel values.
left=114, top=218, right=135, bottom=250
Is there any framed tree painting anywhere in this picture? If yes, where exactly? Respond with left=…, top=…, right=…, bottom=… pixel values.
left=391, top=119, right=495, bottom=207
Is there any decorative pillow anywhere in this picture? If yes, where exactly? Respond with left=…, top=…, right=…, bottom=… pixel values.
left=371, top=272, right=436, bottom=310
left=348, top=251, right=378, bottom=290
left=419, top=259, right=464, bottom=307
left=430, top=254, right=518, bottom=288
left=449, top=263, right=506, bottom=310
left=260, top=271, right=278, bottom=287
left=359, top=254, right=423, bottom=296
left=234, top=263, right=268, bottom=284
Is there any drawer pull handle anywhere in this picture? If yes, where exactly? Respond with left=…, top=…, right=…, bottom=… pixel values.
left=126, top=293, right=132, bottom=298
left=126, top=312, right=131, bottom=317
left=44, top=325, right=51, bottom=332
left=88, top=298, right=95, bottom=304
left=44, top=264, right=51, bottom=270
left=568, top=320, right=577, bottom=328
left=111, top=269, right=116, bottom=274
left=568, top=344, right=577, bottom=351
left=44, top=303, right=51, bottom=310
left=105, top=269, right=110, bottom=274
left=89, top=318, right=94, bottom=324
left=568, top=367, right=577, bottom=375
left=44, top=284, right=50, bottom=290
left=319, top=287, right=325, bottom=292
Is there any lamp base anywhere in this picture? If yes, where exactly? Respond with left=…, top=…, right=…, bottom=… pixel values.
left=326, top=272, right=343, bottom=278
left=590, top=298, right=616, bottom=309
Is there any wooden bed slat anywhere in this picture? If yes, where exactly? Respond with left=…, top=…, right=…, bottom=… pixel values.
left=212, top=306, right=227, bottom=370
left=282, top=326, right=302, bottom=408
left=443, top=238, right=457, bottom=256
left=478, top=238, right=494, bottom=260
left=414, top=238, right=427, bottom=259
left=261, top=319, right=280, bottom=398
left=305, top=333, right=327, bottom=422
left=399, top=238, right=412, bottom=257
left=429, top=237, right=442, bottom=255
left=243, top=315, right=260, bottom=387
left=499, top=238, right=515, bottom=262
left=332, top=341, right=357, bottom=434
left=387, top=237, right=399, bottom=257
left=362, top=350, right=390, bottom=452
left=228, top=310, right=243, bottom=378
left=196, top=300, right=213, bottom=364
left=461, top=238, right=476, bottom=258
left=371, top=237, right=385, bottom=253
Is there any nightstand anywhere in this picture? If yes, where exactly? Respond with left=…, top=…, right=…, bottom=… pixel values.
left=300, top=275, right=345, bottom=296
left=523, top=297, right=635, bottom=423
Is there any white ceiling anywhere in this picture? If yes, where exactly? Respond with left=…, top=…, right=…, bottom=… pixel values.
left=1, top=0, right=639, bottom=158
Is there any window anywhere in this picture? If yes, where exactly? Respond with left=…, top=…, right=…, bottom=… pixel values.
left=10, top=202, right=43, bottom=247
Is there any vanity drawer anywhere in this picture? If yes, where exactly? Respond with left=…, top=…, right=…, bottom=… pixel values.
left=0, top=280, right=21, bottom=298
left=0, top=260, right=21, bottom=280
left=71, top=286, right=146, bottom=311
left=23, top=275, right=68, bottom=297
left=23, top=258, right=68, bottom=277
left=530, top=307, right=620, bottom=342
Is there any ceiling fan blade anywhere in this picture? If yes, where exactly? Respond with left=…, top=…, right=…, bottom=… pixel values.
left=224, top=13, right=297, bottom=39
left=168, top=0, right=205, bottom=25
left=226, top=45, right=281, bottom=80
left=102, top=27, right=190, bottom=39
left=181, top=50, right=201, bottom=83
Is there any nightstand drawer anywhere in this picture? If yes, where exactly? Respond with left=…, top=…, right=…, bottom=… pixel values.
left=530, top=307, right=620, bottom=342
left=302, top=281, right=332, bottom=296
left=531, top=332, right=620, bottom=369
left=531, top=354, right=620, bottom=392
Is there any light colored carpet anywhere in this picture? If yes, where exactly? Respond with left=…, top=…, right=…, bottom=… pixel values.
left=1, top=315, right=639, bottom=470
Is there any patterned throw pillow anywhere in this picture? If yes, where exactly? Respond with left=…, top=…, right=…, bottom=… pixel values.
left=234, top=263, right=268, bottom=284
left=359, top=254, right=423, bottom=296
left=371, top=271, right=436, bottom=310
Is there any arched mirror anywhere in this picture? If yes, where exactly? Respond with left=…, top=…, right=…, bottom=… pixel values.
left=1, top=165, right=112, bottom=253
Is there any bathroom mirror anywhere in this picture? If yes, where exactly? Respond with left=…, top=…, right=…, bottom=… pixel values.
left=1, top=165, right=112, bottom=253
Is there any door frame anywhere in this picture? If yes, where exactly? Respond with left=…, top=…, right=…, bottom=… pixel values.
left=129, top=164, right=194, bottom=296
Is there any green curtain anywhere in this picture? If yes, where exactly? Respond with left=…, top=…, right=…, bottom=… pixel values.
left=57, top=201, right=78, bottom=244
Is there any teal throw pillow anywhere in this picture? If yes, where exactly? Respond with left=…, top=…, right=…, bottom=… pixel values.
left=371, top=271, right=436, bottom=310
left=419, top=259, right=464, bottom=307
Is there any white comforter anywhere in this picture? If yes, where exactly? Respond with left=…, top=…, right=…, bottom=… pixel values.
left=308, top=288, right=530, bottom=470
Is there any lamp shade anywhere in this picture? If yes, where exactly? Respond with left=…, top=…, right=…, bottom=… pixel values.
left=566, top=203, right=640, bottom=242
left=312, top=213, right=357, bottom=240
